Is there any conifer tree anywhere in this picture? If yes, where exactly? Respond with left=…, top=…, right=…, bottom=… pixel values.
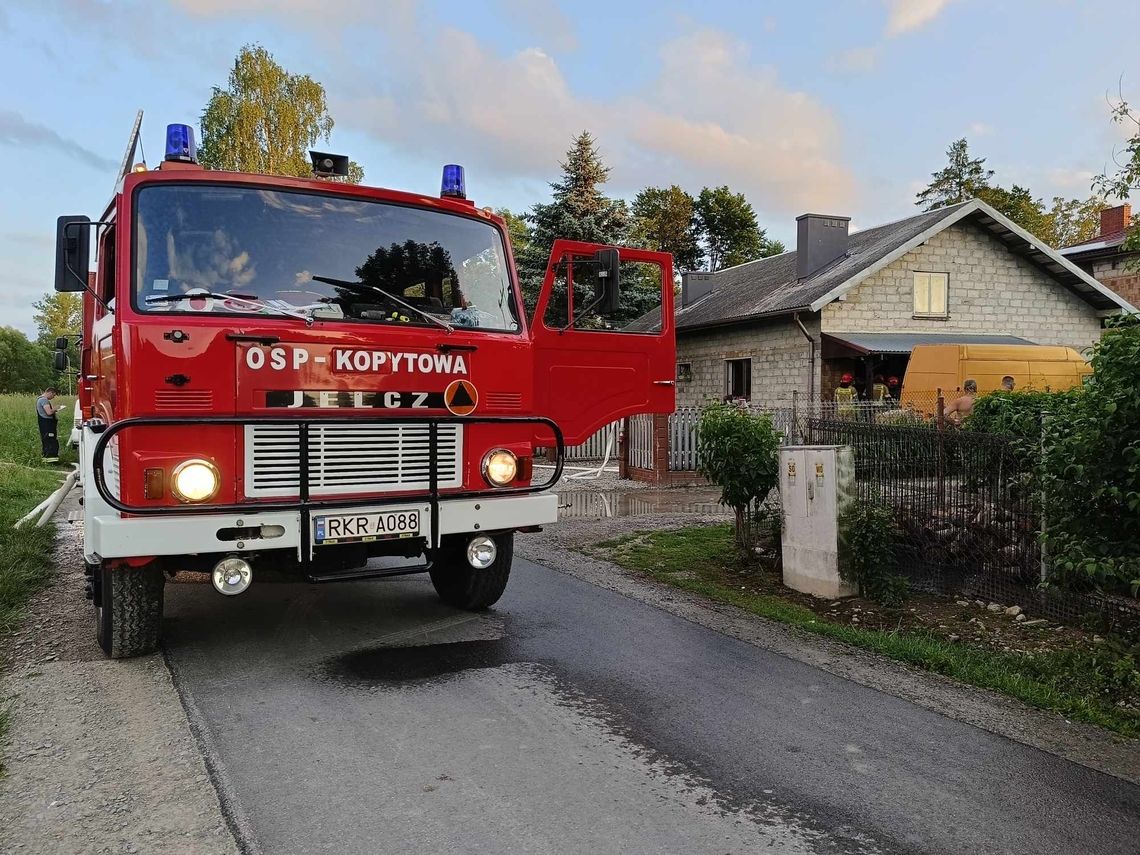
left=518, top=131, right=629, bottom=311
left=916, top=138, right=994, bottom=209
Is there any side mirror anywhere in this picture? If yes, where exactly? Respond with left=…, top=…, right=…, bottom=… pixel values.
left=53, top=351, right=68, bottom=373
left=55, top=336, right=69, bottom=351
left=593, top=248, right=621, bottom=314
left=55, top=216, right=91, bottom=293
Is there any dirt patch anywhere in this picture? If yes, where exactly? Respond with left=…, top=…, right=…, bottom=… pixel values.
left=0, top=497, right=238, bottom=855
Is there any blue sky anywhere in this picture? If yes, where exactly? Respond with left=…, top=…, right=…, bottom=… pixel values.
left=1, top=0, right=1137, bottom=335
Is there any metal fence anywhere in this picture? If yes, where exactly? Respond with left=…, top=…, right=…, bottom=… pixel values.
left=805, top=417, right=1140, bottom=633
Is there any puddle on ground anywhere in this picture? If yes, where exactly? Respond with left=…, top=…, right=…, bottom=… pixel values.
left=556, top=489, right=728, bottom=519
left=333, top=639, right=516, bottom=683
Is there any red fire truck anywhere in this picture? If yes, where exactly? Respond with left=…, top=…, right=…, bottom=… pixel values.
left=54, top=123, right=674, bottom=658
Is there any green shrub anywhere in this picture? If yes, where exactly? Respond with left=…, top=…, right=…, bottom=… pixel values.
left=696, top=403, right=782, bottom=554
left=839, top=497, right=907, bottom=607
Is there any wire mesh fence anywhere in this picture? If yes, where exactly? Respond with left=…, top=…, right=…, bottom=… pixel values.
left=805, top=417, right=1140, bottom=633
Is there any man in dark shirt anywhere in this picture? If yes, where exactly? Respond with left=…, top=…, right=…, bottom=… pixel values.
left=35, top=387, right=61, bottom=463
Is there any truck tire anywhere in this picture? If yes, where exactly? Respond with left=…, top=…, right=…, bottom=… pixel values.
left=429, top=533, right=513, bottom=610
left=96, top=562, right=164, bottom=659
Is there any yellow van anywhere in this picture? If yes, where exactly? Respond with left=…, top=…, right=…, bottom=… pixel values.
left=899, top=343, right=1090, bottom=410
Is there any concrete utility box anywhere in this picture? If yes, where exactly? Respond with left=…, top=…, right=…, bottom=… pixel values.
left=780, top=445, right=857, bottom=599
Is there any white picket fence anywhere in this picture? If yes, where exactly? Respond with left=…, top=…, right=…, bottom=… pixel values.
left=564, top=420, right=621, bottom=462
left=627, top=413, right=655, bottom=470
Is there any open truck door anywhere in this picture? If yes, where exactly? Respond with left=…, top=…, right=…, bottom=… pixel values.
left=531, top=240, right=675, bottom=446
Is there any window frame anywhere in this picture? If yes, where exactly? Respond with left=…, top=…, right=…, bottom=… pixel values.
left=912, top=270, right=950, bottom=319
left=676, top=362, right=693, bottom=383
left=724, top=357, right=752, bottom=401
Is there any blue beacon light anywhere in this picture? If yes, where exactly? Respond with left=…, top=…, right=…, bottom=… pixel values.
left=165, top=123, right=198, bottom=163
left=440, top=164, right=466, bottom=199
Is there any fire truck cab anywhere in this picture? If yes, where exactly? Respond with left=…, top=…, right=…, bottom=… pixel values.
left=55, top=124, right=675, bottom=658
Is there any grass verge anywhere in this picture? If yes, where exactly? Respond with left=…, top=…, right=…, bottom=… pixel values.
left=594, top=524, right=1140, bottom=739
left=0, top=394, right=75, bottom=771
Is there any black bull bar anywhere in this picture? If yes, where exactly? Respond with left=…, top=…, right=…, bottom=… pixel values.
left=91, top=415, right=565, bottom=567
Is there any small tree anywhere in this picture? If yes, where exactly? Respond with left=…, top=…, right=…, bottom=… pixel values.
left=916, top=138, right=994, bottom=210
left=199, top=44, right=362, bottom=182
left=696, top=403, right=781, bottom=553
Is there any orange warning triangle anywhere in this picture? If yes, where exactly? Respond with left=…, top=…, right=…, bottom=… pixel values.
left=444, top=379, right=478, bottom=415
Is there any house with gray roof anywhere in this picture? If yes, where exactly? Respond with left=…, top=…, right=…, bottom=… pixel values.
left=628, top=199, right=1135, bottom=408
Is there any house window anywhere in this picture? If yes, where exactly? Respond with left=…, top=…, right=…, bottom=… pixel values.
left=725, top=358, right=751, bottom=400
left=913, top=271, right=949, bottom=318
left=676, top=362, right=693, bottom=383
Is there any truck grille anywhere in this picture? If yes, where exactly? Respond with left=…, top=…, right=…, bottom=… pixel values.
left=243, top=423, right=463, bottom=498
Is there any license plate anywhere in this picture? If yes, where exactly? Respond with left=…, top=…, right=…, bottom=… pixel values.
left=313, top=509, right=420, bottom=545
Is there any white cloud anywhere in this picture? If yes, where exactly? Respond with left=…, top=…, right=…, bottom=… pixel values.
left=334, top=24, right=857, bottom=217
left=0, top=109, right=118, bottom=171
left=884, top=0, right=957, bottom=37
left=968, top=122, right=993, bottom=136
left=828, top=47, right=878, bottom=74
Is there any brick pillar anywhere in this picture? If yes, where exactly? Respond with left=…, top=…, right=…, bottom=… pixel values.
left=653, top=413, right=670, bottom=485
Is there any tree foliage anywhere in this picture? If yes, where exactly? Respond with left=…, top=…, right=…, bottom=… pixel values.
left=919, top=138, right=1106, bottom=247
left=518, top=131, right=630, bottom=310
left=838, top=498, right=907, bottom=607
left=495, top=208, right=532, bottom=265
left=916, top=138, right=994, bottom=209
left=1095, top=87, right=1140, bottom=252
left=32, top=292, right=81, bottom=371
left=630, top=185, right=702, bottom=271
left=199, top=44, right=362, bottom=183
left=694, top=186, right=782, bottom=271
left=969, top=319, right=1140, bottom=596
left=0, top=327, right=52, bottom=394
left=696, top=403, right=782, bottom=553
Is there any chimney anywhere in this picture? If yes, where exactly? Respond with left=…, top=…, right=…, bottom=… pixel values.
left=796, top=214, right=850, bottom=280
left=1100, top=203, right=1132, bottom=238
left=681, top=272, right=715, bottom=307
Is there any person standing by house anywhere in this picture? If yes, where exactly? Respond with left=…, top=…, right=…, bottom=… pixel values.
left=886, top=375, right=901, bottom=401
left=943, top=379, right=977, bottom=425
left=1001, top=375, right=1016, bottom=392
left=871, top=375, right=890, bottom=407
left=834, top=373, right=858, bottom=420
left=36, top=387, right=62, bottom=463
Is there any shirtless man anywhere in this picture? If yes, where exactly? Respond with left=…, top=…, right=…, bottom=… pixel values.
left=943, top=379, right=977, bottom=424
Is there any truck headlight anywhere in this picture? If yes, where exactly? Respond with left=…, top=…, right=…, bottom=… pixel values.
left=481, top=449, right=518, bottom=487
left=171, top=459, right=220, bottom=503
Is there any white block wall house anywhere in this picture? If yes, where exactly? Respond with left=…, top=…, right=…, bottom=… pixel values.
left=628, top=199, right=1135, bottom=408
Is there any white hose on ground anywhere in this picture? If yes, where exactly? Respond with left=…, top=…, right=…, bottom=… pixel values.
left=14, top=496, right=54, bottom=529
left=14, top=467, right=79, bottom=529
left=565, top=431, right=616, bottom=481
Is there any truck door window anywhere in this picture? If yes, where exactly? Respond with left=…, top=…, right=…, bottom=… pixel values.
left=541, top=255, right=664, bottom=333
left=97, top=226, right=115, bottom=314
left=132, top=184, right=520, bottom=332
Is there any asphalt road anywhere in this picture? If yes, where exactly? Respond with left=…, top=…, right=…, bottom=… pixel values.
left=163, top=559, right=1140, bottom=855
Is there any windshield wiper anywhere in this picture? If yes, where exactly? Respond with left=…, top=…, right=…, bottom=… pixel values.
left=311, top=276, right=453, bottom=334
left=145, top=291, right=316, bottom=326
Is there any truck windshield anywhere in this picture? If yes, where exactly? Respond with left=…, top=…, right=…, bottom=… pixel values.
left=132, top=184, right=520, bottom=332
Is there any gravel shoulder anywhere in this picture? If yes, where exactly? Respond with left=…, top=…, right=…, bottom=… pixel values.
left=0, top=495, right=238, bottom=855
left=516, top=505, right=1140, bottom=785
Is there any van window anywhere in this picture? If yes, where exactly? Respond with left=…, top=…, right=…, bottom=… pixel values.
left=913, top=272, right=948, bottom=318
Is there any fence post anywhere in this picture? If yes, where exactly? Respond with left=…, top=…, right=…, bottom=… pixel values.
left=618, top=418, right=629, bottom=480
left=935, top=387, right=946, bottom=510
left=791, top=389, right=799, bottom=445
left=1039, top=411, right=1050, bottom=584
left=653, top=413, right=670, bottom=485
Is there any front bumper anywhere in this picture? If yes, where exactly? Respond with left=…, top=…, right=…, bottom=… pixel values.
left=87, top=492, right=558, bottom=561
